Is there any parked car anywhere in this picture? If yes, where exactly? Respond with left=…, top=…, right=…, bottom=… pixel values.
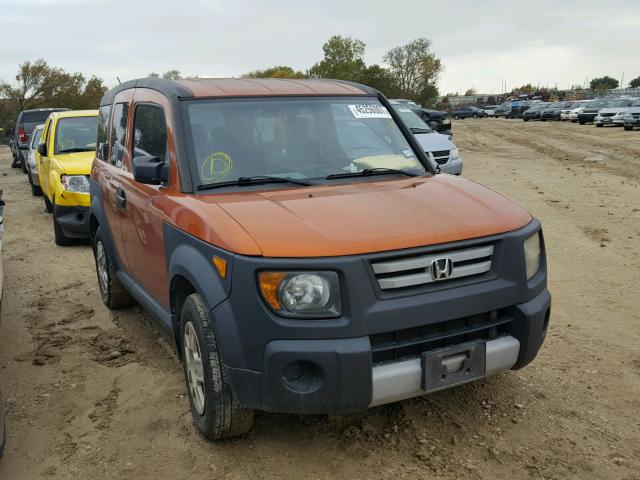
left=482, top=105, right=500, bottom=117
left=90, top=78, right=550, bottom=441
left=505, top=100, right=533, bottom=119
left=12, top=108, right=69, bottom=171
left=540, top=102, right=573, bottom=121
left=8, top=129, right=19, bottom=166
left=577, top=99, right=610, bottom=124
left=564, top=100, right=592, bottom=122
left=494, top=101, right=511, bottom=118
left=391, top=104, right=462, bottom=175
left=0, top=190, right=5, bottom=457
left=37, top=110, right=98, bottom=245
left=390, top=98, right=420, bottom=109
left=522, top=103, right=550, bottom=122
left=622, top=99, right=640, bottom=130
left=594, top=98, right=636, bottom=127
left=26, top=124, right=45, bottom=196
left=452, top=106, right=487, bottom=119
left=403, top=105, right=452, bottom=136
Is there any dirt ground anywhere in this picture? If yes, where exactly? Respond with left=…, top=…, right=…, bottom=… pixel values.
left=0, top=119, right=639, bottom=480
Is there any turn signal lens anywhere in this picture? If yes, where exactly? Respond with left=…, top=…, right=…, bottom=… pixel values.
left=213, top=256, right=227, bottom=278
left=258, top=272, right=287, bottom=310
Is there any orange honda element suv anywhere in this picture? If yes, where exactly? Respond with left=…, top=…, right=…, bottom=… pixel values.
left=90, top=78, right=550, bottom=440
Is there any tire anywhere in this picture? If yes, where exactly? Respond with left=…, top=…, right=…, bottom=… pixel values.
left=473, top=114, right=478, bottom=119
left=43, top=195, right=53, bottom=213
left=624, top=125, right=633, bottom=131
left=92, top=227, right=135, bottom=309
left=579, top=120, right=586, bottom=125
left=52, top=203, right=75, bottom=247
left=21, top=161, right=27, bottom=174
left=523, top=118, right=529, bottom=122
left=596, top=124, right=603, bottom=128
left=27, top=170, right=43, bottom=196
left=180, top=293, right=254, bottom=440
left=453, top=115, right=459, bottom=120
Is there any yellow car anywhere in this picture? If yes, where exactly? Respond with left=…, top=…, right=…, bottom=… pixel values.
left=36, top=110, right=98, bottom=245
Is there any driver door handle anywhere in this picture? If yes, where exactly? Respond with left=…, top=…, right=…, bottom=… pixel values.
left=116, top=187, right=127, bottom=211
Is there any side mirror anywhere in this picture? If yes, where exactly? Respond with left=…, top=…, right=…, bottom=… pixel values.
left=132, top=155, right=168, bottom=185
left=37, top=142, right=47, bottom=156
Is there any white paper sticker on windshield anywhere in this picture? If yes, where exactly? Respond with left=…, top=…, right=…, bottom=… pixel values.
left=348, top=104, right=392, bottom=119
left=398, top=108, right=412, bottom=113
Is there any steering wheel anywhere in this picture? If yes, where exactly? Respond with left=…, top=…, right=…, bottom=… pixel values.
left=58, top=138, right=75, bottom=150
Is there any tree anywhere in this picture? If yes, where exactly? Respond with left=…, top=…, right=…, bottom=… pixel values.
left=81, top=77, right=108, bottom=109
left=383, top=38, right=442, bottom=105
left=243, top=65, right=306, bottom=79
left=147, top=70, right=182, bottom=80
left=308, top=35, right=367, bottom=82
left=0, top=59, right=70, bottom=111
left=513, top=84, right=535, bottom=94
left=590, top=76, right=619, bottom=91
left=360, top=64, right=399, bottom=98
left=464, top=87, right=477, bottom=96
left=629, top=76, right=640, bottom=88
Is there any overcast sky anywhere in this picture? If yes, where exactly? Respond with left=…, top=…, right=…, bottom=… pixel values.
left=1, top=0, right=638, bottom=95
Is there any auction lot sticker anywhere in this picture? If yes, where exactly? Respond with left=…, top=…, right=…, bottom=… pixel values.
left=348, top=104, right=392, bottom=119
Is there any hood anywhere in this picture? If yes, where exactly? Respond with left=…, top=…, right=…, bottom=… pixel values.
left=52, top=151, right=94, bottom=174
left=192, top=175, right=532, bottom=257
left=414, top=132, right=456, bottom=152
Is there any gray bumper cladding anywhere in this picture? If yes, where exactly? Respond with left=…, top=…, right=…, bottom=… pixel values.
left=370, top=335, right=520, bottom=407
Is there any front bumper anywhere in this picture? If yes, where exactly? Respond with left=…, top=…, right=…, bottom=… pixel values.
left=216, top=220, right=549, bottom=414
left=439, top=158, right=463, bottom=175
left=53, top=205, right=90, bottom=238
left=595, top=115, right=620, bottom=126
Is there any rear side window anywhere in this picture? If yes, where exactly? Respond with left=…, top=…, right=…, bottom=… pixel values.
left=132, top=104, right=167, bottom=160
left=109, top=103, right=129, bottom=167
left=96, top=105, right=111, bottom=161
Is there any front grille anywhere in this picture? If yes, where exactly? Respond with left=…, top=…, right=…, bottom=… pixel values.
left=632, top=113, right=640, bottom=119
left=429, top=150, right=450, bottom=165
left=370, top=311, right=512, bottom=365
left=601, top=113, right=615, bottom=117
left=371, top=244, right=493, bottom=290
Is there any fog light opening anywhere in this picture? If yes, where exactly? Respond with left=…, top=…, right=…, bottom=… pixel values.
left=75, top=211, right=85, bottom=223
left=282, top=360, right=324, bottom=394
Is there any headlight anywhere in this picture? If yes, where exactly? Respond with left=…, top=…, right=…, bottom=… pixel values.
left=524, top=232, right=542, bottom=280
left=61, top=175, right=90, bottom=193
left=450, top=148, right=460, bottom=160
left=258, top=271, right=341, bottom=318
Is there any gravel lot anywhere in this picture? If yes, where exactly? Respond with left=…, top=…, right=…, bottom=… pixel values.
left=0, top=119, right=639, bottom=479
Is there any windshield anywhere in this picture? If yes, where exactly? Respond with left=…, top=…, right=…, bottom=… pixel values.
left=631, top=99, right=640, bottom=107
left=183, top=97, right=426, bottom=188
left=590, top=100, right=609, bottom=108
left=29, top=126, right=44, bottom=149
left=392, top=106, right=433, bottom=132
left=54, top=116, right=98, bottom=154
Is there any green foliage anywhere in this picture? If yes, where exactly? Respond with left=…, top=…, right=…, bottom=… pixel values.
left=464, top=88, right=477, bottom=96
left=243, top=65, right=306, bottom=79
left=590, top=76, right=619, bottom=91
left=629, top=76, right=640, bottom=88
left=308, top=35, right=367, bottom=82
left=147, top=70, right=182, bottom=80
left=0, top=60, right=108, bottom=133
left=383, top=38, right=442, bottom=106
left=513, top=84, right=535, bottom=94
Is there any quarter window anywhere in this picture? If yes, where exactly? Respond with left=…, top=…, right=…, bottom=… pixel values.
left=109, top=102, right=129, bottom=167
left=96, top=105, right=112, bottom=162
left=132, top=104, right=167, bottom=160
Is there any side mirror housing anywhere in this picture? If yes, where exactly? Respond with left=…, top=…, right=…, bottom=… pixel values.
left=132, top=155, right=169, bottom=185
left=37, top=142, right=47, bottom=156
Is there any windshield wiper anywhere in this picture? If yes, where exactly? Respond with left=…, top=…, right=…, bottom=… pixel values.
left=197, top=175, right=312, bottom=191
left=326, top=167, right=420, bottom=180
left=410, top=127, right=433, bottom=134
left=58, top=147, right=95, bottom=153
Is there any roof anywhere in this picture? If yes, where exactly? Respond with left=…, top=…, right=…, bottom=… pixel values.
left=101, top=78, right=375, bottom=106
left=50, top=109, right=99, bottom=119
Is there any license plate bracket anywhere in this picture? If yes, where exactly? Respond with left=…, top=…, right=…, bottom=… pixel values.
left=421, top=341, right=486, bottom=392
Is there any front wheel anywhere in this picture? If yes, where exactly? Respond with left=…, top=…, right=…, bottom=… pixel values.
left=93, top=227, right=135, bottom=309
left=596, top=124, right=603, bottom=128
left=43, top=195, right=53, bottom=213
left=624, top=125, right=633, bottom=131
left=181, top=293, right=254, bottom=440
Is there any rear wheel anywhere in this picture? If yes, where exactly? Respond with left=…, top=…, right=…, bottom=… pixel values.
left=579, top=120, right=586, bottom=125
left=27, top=170, right=42, bottom=196
left=180, top=293, right=254, bottom=440
left=93, top=227, right=134, bottom=308
left=596, top=124, right=603, bottom=128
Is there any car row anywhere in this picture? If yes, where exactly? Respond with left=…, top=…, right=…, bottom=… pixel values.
left=6, top=78, right=550, bottom=442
